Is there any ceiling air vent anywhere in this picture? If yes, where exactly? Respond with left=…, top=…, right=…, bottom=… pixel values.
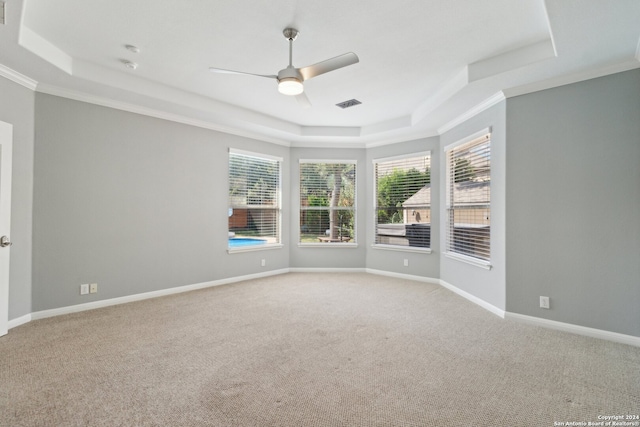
left=0, top=2, right=5, bottom=25
left=336, top=99, right=362, bottom=109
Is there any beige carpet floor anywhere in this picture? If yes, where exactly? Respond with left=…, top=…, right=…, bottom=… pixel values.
left=1, top=273, right=639, bottom=426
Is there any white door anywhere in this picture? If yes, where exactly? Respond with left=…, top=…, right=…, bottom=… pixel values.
left=0, top=121, right=13, bottom=337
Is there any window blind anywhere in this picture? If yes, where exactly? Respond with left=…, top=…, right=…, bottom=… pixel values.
left=228, top=151, right=281, bottom=247
left=374, top=153, right=431, bottom=249
left=299, top=161, right=356, bottom=244
left=445, top=133, right=491, bottom=261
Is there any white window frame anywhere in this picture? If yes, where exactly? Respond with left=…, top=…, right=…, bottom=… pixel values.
left=298, top=159, right=358, bottom=248
left=444, top=128, right=492, bottom=269
left=228, top=148, right=283, bottom=253
left=372, top=151, right=432, bottom=254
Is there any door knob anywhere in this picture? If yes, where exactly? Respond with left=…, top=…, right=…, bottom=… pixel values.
left=0, top=236, right=11, bottom=247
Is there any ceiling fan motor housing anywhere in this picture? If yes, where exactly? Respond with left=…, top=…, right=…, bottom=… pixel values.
left=278, top=66, right=303, bottom=82
left=277, top=66, right=304, bottom=95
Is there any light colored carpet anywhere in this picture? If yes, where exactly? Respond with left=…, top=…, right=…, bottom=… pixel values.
left=1, top=273, right=638, bottom=426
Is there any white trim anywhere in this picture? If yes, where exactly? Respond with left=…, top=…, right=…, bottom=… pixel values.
left=443, top=127, right=491, bottom=152
left=505, top=312, right=640, bottom=348
left=227, top=243, right=284, bottom=254
left=12, top=270, right=639, bottom=349
left=438, top=93, right=504, bottom=135
left=0, top=64, right=38, bottom=90
left=366, top=268, right=440, bottom=285
left=36, top=84, right=291, bottom=147
left=30, top=269, right=290, bottom=322
left=372, top=151, right=431, bottom=164
left=0, top=121, right=13, bottom=337
left=439, top=279, right=505, bottom=318
left=289, top=267, right=366, bottom=274
left=8, top=313, right=31, bottom=330
left=443, top=252, right=492, bottom=270
left=371, top=244, right=432, bottom=254
left=364, top=130, right=439, bottom=149
left=503, top=61, right=640, bottom=99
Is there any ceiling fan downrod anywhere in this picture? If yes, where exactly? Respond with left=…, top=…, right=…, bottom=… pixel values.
left=283, top=28, right=299, bottom=67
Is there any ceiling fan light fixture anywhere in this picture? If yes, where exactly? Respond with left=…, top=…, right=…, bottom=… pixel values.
left=278, top=77, right=304, bottom=95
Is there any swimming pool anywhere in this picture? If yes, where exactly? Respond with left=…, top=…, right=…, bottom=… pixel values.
left=228, top=237, right=267, bottom=248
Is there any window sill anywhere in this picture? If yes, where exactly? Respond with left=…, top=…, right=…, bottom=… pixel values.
left=371, top=244, right=432, bottom=254
left=227, top=244, right=283, bottom=254
left=298, top=243, right=359, bottom=249
left=444, top=252, right=492, bottom=270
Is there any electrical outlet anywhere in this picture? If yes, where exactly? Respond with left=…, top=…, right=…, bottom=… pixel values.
left=80, top=284, right=89, bottom=295
left=403, top=259, right=409, bottom=267
left=89, top=283, right=98, bottom=294
left=261, top=259, right=266, bottom=267
left=539, top=296, right=550, bottom=309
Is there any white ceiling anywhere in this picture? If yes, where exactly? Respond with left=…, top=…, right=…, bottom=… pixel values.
left=1, top=0, right=639, bottom=147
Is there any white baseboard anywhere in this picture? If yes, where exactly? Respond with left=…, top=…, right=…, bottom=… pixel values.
left=11, top=269, right=639, bottom=348
left=505, top=312, right=640, bottom=348
left=8, top=313, right=32, bottom=329
left=438, top=279, right=506, bottom=318
left=289, top=267, right=366, bottom=274
left=13, top=268, right=427, bottom=325
left=366, top=268, right=440, bottom=285
left=29, top=268, right=290, bottom=322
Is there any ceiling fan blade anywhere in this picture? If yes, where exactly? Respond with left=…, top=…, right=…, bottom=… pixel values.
left=209, top=67, right=277, bottom=79
left=298, top=52, right=359, bottom=81
left=295, top=92, right=312, bottom=109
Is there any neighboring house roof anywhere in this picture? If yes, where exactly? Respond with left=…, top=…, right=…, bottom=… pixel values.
left=402, top=185, right=431, bottom=207
left=402, top=181, right=490, bottom=207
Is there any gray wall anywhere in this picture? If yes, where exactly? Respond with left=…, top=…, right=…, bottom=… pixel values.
left=33, top=93, right=289, bottom=312
left=439, top=102, right=507, bottom=311
left=505, top=69, right=640, bottom=337
left=5, top=68, right=639, bottom=338
left=0, top=77, right=34, bottom=321
left=289, top=147, right=367, bottom=269
left=366, top=137, right=440, bottom=279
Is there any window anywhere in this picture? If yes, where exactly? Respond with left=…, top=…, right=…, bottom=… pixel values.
left=299, top=161, right=356, bottom=245
left=228, top=149, right=281, bottom=251
left=373, top=152, right=431, bottom=251
left=445, top=131, right=491, bottom=265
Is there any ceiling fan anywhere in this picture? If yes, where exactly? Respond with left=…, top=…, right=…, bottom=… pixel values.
left=209, top=28, right=359, bottom=108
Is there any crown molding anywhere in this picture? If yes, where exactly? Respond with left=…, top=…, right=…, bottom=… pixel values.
left=502, top=60, right=640, bottom=99
left=0, top=63, right=37, bottom=90
left=36, top=84, right=292, bottom=147
left=437, top=92, right=506, bottom=135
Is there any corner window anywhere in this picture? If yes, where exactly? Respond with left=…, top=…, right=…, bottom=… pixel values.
left=228, top=149, right=282, bottom=252
left=299, top=161, right=356, bottom=245
left=373, top=152, right=431, bottom=251
left=445, top=131, right=491, bottom=265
